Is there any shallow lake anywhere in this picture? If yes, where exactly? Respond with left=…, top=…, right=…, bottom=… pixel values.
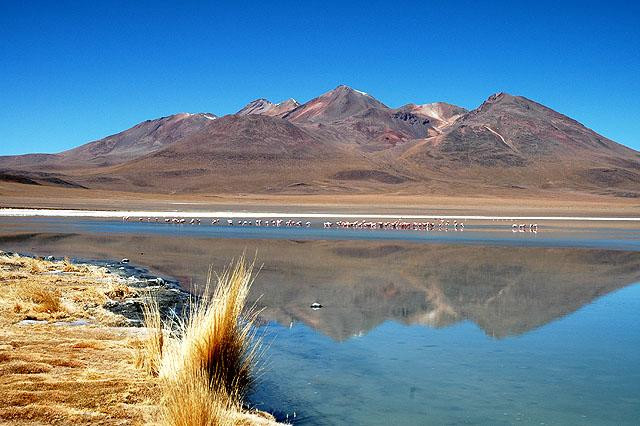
left=1, top=217, right=639, bottom=425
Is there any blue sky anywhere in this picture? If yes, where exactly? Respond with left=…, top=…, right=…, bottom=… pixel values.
left=1, top=0, right=639, bottom=155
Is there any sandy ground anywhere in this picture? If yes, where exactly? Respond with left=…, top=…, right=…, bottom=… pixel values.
left=1, top=181, right=639, bottom=218
left=0, top=253, right=280, bottom=425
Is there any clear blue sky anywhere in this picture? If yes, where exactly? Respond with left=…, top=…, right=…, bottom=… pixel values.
left=1, top=0, right=639, bottom=155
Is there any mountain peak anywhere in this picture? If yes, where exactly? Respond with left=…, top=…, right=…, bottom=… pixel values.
left=486, top=92, right=517, bottom=103
left=332, top=85, right=371, bottom=97
left=236, top=98, right=275, bottom=116
left=284, top=85, right=388, bottom=123
left=236, top=97, right=301, bottom=118
left=276, top=98, right=300, bottom=108
left=468, top=92, right=533, bottom=117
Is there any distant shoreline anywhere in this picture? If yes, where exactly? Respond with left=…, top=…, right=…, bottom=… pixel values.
left=1, top=207, right=639, bottom=222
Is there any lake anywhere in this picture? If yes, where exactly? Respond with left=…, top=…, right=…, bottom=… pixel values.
left=1, top=217, right=639, bottom=425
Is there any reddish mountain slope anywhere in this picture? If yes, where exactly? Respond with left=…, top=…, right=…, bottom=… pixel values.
left=0, top=112, right=217, bottom=171
left=402, top=93, right=640, bottom=194
left=81, top=114, right=377, bottom=193
left=0, top=87, right=638, bottom=197
left=283, top=85, right=388, bottom=123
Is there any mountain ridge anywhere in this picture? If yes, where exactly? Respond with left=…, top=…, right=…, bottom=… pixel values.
left=1, top=86, right=638, bottom=197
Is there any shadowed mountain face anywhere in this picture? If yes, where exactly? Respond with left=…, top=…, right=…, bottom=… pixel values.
left=1, top=227, right=638, bottom=341
left=1, top=86, right=639, bottom=196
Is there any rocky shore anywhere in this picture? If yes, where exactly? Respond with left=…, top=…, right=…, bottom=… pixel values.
left=0, top=251, right=280, bottom=425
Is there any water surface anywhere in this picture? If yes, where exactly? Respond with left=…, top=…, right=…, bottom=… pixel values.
left=1, top=217, right=639, bottom=425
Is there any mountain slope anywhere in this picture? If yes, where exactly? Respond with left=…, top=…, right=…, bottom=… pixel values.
left=283, top=85, right=388, bottom=123
left=236, top=98, right=300, bottom=118
left=80, top=114, right=381, bottom=193
left=398, top=93, right=640, bottom=195
left=0, top=112, right=217, bottom=171
left=0, top=88, right=638, bottom=197
left=396, top=102, right=467, bottom=131
left=63, top=112, right=218, bottom=166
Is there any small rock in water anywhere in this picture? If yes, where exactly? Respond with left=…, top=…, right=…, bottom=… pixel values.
left=310, top=302, right=323, bottom=310
left=120, top=258, right=130, bottom=264
left=45, top=255, right=55, bottom=261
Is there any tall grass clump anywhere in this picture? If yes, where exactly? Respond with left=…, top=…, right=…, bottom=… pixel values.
left=136, top=295, right=164, bottom=376
left=23, top=282, right=64, bottom=314
left=139, top=257, right=262, bottom=425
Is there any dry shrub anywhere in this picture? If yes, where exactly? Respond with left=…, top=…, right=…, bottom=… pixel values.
left=28, top=262, right=45, bottom=274
left=25, top=284, right=63, bottom=314
left=138, top=257, right=262, bottom=425
left=61, top=258, right=79, bottom=273
left=105, top=283, right=137, bottom=301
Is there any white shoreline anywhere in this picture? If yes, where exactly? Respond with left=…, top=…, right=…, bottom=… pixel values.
left=1, top=208, right=639, bottom=222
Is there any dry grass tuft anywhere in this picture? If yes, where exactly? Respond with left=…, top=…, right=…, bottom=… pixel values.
left=162, top=368, right=240, bottom=426
left=0, top=252, right=281, bottom=425
left=105, top=282, right=138, bottom=300
left=137, top=256, right=268, bottom=425
left=167, top=258, right=260, bottom=399
left=136, top=295, right=165, bottom=376
left=24, top=283, right=64, bottom=314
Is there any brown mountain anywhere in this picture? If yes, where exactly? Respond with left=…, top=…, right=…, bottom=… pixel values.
left=236, top=98, right=300, bottom=118
left=283, top=85, right=388, bottom=123
left=400, top=93, right=640, bottom=195
left=0, top=112, right=217, bottom=170
left=0, top=86, right=638, bottom=197
left=83, top=114, right=374, bottom=193
left=398, top=102, right=467, bottom=124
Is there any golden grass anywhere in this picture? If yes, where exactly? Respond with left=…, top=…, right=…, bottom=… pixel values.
left=0, top=252, right=158, bottom=424
left=137, top=257, right=273, bottom=426
left=23, top=282, right=64, bottom=314
left=161, top=369, right=239, bottom=426
left=0, top=253, right=137, bottom=326
left=0, top=252, right=281, bottom=425
left=136, top=295, right=165, bottom=376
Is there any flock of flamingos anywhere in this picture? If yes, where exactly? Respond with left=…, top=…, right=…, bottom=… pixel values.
left=122, top=216, right=539, bottom=233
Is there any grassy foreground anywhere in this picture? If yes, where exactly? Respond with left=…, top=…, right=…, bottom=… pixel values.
left=0, top=252, right=281, bottom=425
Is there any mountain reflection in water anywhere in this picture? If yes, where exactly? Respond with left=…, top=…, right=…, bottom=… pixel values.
left=1, top=228, right=638, bottom=341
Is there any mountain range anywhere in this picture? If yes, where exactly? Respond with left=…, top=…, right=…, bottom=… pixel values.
left=1, top=85, right=638, bottom=197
